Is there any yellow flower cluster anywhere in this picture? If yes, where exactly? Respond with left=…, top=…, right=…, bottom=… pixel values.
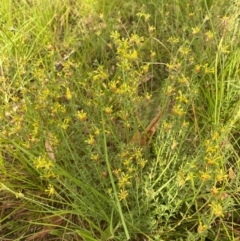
left=34, top=154, right=56, bottom=179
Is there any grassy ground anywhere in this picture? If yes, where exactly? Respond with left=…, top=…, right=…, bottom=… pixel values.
left=0, top=0, right=240, bottom=240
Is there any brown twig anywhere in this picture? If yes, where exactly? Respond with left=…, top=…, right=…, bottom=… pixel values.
left=130, top=100, right=171, bottom=146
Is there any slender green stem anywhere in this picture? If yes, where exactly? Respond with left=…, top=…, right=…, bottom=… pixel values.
left=100, top=109, right=130, bottom=240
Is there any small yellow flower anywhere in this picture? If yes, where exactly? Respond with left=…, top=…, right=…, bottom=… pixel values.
left=91, top=154, right=99, bottom=162
left=99, top=13, right=104, bottom=19
left=124, top=120, right=131, bottom=128
left=163, top=121, right=173, bottom=132
left=123, top=158, right=132, bottom=166
left=216, top=169, right=228, bottom=183
left=136, top=12, right=150, bottom=22
left=129, top=33, right=144, bottom=46
left=176, top=90, right=189, bottom=104
left=118, top=189, right=128, bottom=201
left=104, top=106, right=113, bottom=115
left=179, top=46, right=191, bottom=56
left=113, top=168, right=121, bottom=177
left=182, top=121, right=189, bottom=128
left=205, top=30, right=214, bottom=41
left=166, top=85, right=175, bottom=96
left=148, top=25, right=155, bottom=33
left=137, top=158, right=148, bottom=168
left=16, top=191, right=25, bottom=199
left=172, top=105, right=185, bottom=117
left=171, top=140, right=178, bottom=150
left=94, top=128, right=100, bottom=135
left=200, top=171, right=211, bottom=181
left=141, top=64, right=149, bottom=74
left=178, top=75, right=189, bottom=85
left=210, top=186, right=219, bottom=195
left=42, top=88, right=50, bottom=98
left=205, top=143, right=218, bottom=153
left=192, top=27, right=200, bottom=34
left=204, top=155, right=219, bottom=165
left=45, top=184, right=55, bottom=196
left=76, top=110, right=87, bottom=121
left=197, top=222, right=208, bottom=234
left=167, top=36, right=179, bottom=44
left=127, top=165, right=135, bottom=173
left=204, top=139, right=210, bottom=147
left=60, top=118, right=70, bottom=130
left=219, top=45, right=230, bottom=54
left=34, top=155, right=54, bottom=170
left=118, top=173, right=132, bottom=188
left=43, top=160, right=54, bottom=170
left=212, top=131, right=219, bottom=140
left=93, top=65, right=108, bottom=81
left=221, top=15, right=229, bottom=24
left=145, top=93, right=152, bottom=102
left=66, top=87, right=72, bottom=100
left=134, top=148, right=143, bottom=159
left=43, top=171, right=56, bottom=179
left=128, top=49, right=138, bottom=60
left=195, top=64, right=201, bottom=73
left=85, top=135, right=96, bottom=146
left=203, top=63, right=214, bottom=74
left=143, top=13, right=150, bottom=21
left=150, top=50, right=156, bottom=59
left=108, top=80, right=119, bottom=92
left=209, top=201, right=224, bottom=217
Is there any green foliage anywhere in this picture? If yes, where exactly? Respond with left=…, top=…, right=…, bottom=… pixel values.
left=0, top=0, right=239, bottom=240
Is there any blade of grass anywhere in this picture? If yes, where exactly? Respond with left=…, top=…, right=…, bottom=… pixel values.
left=100, top=108, right=130, bottom=240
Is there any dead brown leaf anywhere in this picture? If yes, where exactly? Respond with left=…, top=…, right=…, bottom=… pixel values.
left=26, top=216, right=63, bottom=241
left=228, top=167, right=235, bottom=180
left=45, top=133, right=56, bottom=161
left=130, top=101, right=170, bottom=147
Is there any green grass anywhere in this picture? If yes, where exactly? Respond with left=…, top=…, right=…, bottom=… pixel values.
left=0, top=0, right=240, bottom=240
